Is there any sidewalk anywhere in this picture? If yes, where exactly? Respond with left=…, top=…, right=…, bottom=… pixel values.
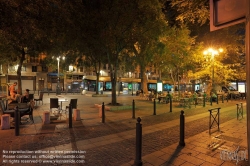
left=0, top=93, right=248, bottom=166
left=123, top=117, right=247, bottom=166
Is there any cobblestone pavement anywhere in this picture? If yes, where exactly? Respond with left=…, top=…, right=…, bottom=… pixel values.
left=0, top=93, right=248, bottom=166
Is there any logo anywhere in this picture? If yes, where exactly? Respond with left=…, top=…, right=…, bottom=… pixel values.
left=220, top=146, right=248, bottom=165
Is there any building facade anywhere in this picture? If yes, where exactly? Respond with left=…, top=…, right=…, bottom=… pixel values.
left=0, top=55, right=171, bottom=94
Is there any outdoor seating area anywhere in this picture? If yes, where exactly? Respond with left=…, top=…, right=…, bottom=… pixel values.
left=0, top=100, right=34, bottom=126
left=137, top=90, right=228, bottom=108
left=46, top=97, right=78, bottom=121
left=0, top=92, right=79, bottom=129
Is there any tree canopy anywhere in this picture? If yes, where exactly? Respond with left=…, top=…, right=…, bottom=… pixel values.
left=0, top=0, right=245, bottom=97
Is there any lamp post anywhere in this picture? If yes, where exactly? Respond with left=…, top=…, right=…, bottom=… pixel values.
left=69, top=64, right=73, bottom=92
left=203, top=48, right=223, bottom=93
left=53, top=56, right=65, bottom=95
left=146, top=70, right=150, bottom=80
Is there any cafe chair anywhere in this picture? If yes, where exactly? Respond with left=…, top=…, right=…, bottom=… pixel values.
left=65, top=99, right=78, bottom=114
left=50, top=98, right=59, bottom=111
left=34, top=93, right=44, bottom=106
left=0, top=100, right=15, bottom=117
left=50, top=98, right=61, bottom=119
left=29, top=94, right=34, bottom=101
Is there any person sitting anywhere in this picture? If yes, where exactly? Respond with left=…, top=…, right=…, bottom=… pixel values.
left=22, top=89, right=30, bottom=103
left=211, top=92, right=217, bottom=102
left=8, top=91, right=21, bottom=104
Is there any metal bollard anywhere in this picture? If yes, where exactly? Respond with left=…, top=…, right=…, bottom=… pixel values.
left=203, top=94, right=206, bottom=107
left=69, top=104, right=72, bottom=128
left=153, top=99, right=156, bottom=115
left=217, top=95, right=219, bottom=104
left=132, top=100, right=135, bottom=119
left=236, top=103, right=243, bottom=120
left=210, top=97, right=212, bottom=106
left=102, top=102, right=105, bottom=123
left=179, top=110, right=185, bottom=146
left=15, top=106, right=20, bottom=136
left=169, top=96, right=172, bottom=112
left=134, top=117, right=142, bottom=166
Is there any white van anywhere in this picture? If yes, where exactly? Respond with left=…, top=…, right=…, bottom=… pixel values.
left=222, top=86, right=241, bottom=99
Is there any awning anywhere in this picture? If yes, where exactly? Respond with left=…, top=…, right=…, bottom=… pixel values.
left=48, top=72, right=64, bottom=76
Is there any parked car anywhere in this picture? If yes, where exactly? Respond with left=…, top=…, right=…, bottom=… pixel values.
left=222, top=86, right=241, bottom=99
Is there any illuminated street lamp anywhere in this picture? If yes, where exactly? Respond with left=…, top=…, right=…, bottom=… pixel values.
left=69, top=65, right=73, bottom=72
left=203, top=48, right=223, bottom=93
left=53, top=56, right=65, bottom=95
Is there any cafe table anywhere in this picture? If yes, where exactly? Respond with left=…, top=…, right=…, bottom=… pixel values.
left=158, top=95, right=167, bottom=103
left=179, top=98, right=190, bottom=107
left=58, top=98, right=68, bottom=111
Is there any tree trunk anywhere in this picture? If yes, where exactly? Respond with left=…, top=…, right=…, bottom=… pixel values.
left=110, top=66, right=117, bottom=105
left=17, top=49, right=25, bottom=95
left=96, top=72, right=100, bottom=94
left=111, top=78, right=117, bottom=105
left=140, top=67, right=148, bottom=94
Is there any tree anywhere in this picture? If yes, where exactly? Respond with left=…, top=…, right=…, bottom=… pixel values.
left=129, top=0, right=168, bottom=94
left=0, top=0, right=73, bottom=94
left=166, top=0, right=245, bottom=93
left=76, top=0, right=168, bottom=104
left=166, top=0, right=210, bottom=25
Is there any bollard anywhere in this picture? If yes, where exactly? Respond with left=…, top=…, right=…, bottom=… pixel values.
left=179, top=110, right=185, bottom=146
left=203, top=93, right=206, bottom=107
left=169, top=95, right=172, bottom=112
left=15, top=106, right=20, bottom=136
left=69, top=104, right=72, bottom=128
left=210, top=97, right=212, bottom=106
left=102, top=102, right=105, bottom=123
left=132, top=100, right=135, bottom=119
left=134, top=117, right=142, bottom=166
left=217, top=95, right=219, bottom=104
left=153, top=99, right=156, bottom=115
left=236, top=103, right=243, bottom=120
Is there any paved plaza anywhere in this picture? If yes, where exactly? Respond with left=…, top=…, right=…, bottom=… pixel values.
left=0, top=92, right=248, bottom=166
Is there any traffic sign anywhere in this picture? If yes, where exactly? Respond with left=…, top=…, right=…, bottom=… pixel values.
left=210, top=0, right=246, bottom=31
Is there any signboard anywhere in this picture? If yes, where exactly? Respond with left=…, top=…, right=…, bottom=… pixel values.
left=157, top=80, right=162, bottom=92
left=210, top=0, right=246, bottom=31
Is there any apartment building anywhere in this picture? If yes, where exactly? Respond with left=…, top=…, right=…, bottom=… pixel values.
left=0, top=54, right=168, bottom=94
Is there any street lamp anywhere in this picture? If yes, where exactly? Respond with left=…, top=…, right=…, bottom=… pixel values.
left=53, top=56, right=65, bottom=95
left=69, top=65, right=73, bottom=72
left=203, top=48, right=223, bottom=93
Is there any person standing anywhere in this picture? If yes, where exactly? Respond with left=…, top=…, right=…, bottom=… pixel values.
left=9, top=82, right=17, bottom=97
